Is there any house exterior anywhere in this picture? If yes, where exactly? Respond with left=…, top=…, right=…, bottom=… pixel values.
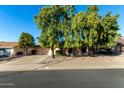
left=61, top=42, right=122, bottom=56
left=0, top=42, right=17, bottom=57
left=117, top=38, right=124, bottom=52
left=0, top=42, right=57, bottom=57
left=0, top=40, right=123, bottom=57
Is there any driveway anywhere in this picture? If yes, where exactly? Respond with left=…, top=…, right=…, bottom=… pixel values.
left=0, top=55, right=49, bottom=71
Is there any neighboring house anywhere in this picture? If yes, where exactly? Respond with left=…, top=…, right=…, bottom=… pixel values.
left=117, top=38, right=124, bottom=52
left=0, top=42, right=17, bottom=57
left=0, top=41, right=57, bottom=57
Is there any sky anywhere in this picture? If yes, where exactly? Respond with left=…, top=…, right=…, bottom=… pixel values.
left=0, top=5, right=124, bottom=42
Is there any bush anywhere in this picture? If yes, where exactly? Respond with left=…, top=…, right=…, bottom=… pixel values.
left=56, top=50, right=63, bottom=56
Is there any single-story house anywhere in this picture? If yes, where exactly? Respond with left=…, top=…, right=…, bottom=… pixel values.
left=0, top=41, right=58, bottom=57
left=60, top=41, right=122, bottom=56
left=0, top=40, right=123, bottom=57
left=117, top=38, right=124, bottom=52
left=0, top=42, right=17, bottom=57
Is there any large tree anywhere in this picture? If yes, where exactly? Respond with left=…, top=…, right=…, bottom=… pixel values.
left=35, top=5, right=120, bottom=57
left=101, top=12, right=120, bottom=48
left=72, top=6, right=101, bottom=55
left=72, top=11, right=86, bottom=55
left=61, top=5, right=76, bottom=56
left=85, top=5, right=101, bottom=55
left=18, top=32, right=35, bottom=55
left=34, top=5, right=66, bottom=58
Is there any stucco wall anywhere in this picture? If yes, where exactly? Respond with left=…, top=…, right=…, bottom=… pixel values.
left=13, top=47, right=59, bottom=56
left=10, top=48, right=14, bottom=57
left=13, top=47, right=25, bottom=55
left=35, top=48, right=50, bottom=55
left=15, top=47, right=51, bottom=55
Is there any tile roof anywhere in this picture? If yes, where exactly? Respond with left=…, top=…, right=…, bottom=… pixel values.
left=0, top=42, right=18, bottom=48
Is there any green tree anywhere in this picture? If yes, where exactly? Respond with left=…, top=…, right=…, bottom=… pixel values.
left=72, top=5, right=120, bottom=56
left=35, top=5, right=121, bottom=57
left=35, top=5, right=66, bottom=58
left=115, top=33, right=122, bottom=40
left=18, top=32, right=35, bottom=55
left=62, top=5, right=77, bottom=56
left=84, top=6, right=101, bottom=55
left=101, top=12, right=119, bottom=48
left=72, top=11, right=87, bottom=55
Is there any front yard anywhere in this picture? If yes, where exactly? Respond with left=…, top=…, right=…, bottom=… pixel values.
left=42, top=53, right=124, bottom=70
left=1, top=53, right=124, bottom=71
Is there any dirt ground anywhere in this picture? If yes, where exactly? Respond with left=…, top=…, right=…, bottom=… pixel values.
left=42, top=52, right=124, bottom=70
left=1, top=53, right=124, bottom=71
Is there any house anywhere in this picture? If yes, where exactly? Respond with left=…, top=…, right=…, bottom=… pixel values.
left=0, top=41, right=57, bottom=57
left=0, top=42, right=17, bottom=57
left=1, top=40, right=122, bottom=58
left=61, top=47, right=87, bottom=56
left=60, top=41, right=123, bottom=56
left=117, top=38, right=124, bottom=52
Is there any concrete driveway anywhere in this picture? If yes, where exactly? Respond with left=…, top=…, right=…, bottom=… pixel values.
left=0, top=55, right=49, bottom=71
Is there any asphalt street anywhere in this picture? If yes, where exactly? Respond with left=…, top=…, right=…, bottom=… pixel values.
left=0, top=69, right=124, bottom=88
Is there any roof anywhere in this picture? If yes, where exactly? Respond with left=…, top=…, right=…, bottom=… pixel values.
left=117, top=39, right=124, bottom=46
left=0, top=42, right=18, bottom=48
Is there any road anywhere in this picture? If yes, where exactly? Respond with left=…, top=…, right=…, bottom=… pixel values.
left=0, top=69, right=124, bottom=88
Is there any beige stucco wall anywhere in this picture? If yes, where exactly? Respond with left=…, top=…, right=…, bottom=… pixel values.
left=15, top=47, right=51, bottom=55
left=13, top=46, right=25, bottom=55
left=10, top=48, right=15, bottom=57
left=35, top=48, right=50, bottom=55
left=13, top=46, right=59, bottom=56
left=30, top=48, right=59, bottom=56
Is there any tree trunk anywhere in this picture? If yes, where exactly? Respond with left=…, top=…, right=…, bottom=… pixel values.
left=71, top=48, right=74, bottom=57
left=60, top=48, right=64, bottom=55
left=65, top=48, right=69, bottom=56
left=96, top=44, right=99, bottom=55
left=91, top=47, right=94, bottom=56
left=51, top=48, right=55, bottom=59
left=24, top=48, right=27, bottom=56
left=86, top=46, right=89, bottom=56
left=77, top=48, right=81, bottom=56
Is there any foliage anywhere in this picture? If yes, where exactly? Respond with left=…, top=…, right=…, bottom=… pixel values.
left=34, top=5, right=67, bottom=58
left=34, top=5, right=121, bottom=57
left=101, top=12, right=119, bottom=48
left=18, top=32, right=35, bottom=55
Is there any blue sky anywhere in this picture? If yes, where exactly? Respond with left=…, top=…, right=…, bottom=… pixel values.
left=0, top=5, right=124, bottom=42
